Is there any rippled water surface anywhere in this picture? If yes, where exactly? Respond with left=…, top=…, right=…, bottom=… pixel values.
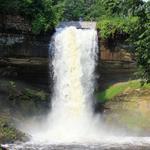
left=6, top=143, right=150, bottom=150
left=6, top=137, right=150, bottom=150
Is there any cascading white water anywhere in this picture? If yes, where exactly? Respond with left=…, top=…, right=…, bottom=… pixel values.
left=51, top=26, right=98, bottom=117
left=43, top=26, right=104, bottom=143
left=45, top=26, right=101, bottom=142
left=20, top=26, right=106, bottom=143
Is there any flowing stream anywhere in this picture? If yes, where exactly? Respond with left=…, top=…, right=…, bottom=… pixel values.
left=6, top=26, right=150, bottom=149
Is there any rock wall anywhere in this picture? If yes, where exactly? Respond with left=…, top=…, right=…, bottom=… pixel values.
left=0, top=14, right=136, bottom=89
left=98, top=39, right=136, bottom=90
left=100, top=40, right=134, bottom=61
left=0, top=14, right=31, bottom=33
left=0, top=33, right=50, bottom=57
left=0, top=14, right=52, bottom=88
left=0, top=14, right=51, bottom=57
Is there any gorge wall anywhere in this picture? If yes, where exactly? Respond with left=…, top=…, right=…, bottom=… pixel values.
left=0, top=14, right=137, bottom=119
left=0, top=14, right=136, bottom=89
left=99, top=39, right=136, bottom=90
left=0, top=14, right=51, bottom=89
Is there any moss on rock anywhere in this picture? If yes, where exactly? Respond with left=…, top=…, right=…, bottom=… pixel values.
left=0, top=114, right=27, bottom=144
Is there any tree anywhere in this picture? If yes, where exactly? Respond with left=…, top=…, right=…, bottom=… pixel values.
left=102, top=0, right=144, bottom=16
left=132, top=1, right=150, bottom=83
left=63, top=0, right=85, bottom=20
left=84, top=0, right=106, bottom=20
left=0, top=0, right=65, bottom=34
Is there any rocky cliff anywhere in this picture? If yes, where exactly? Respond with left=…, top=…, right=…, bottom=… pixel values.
left=0, top=14, right=51, bottom=57
left=0, top=14, right=52, bottom=88
left=0, top=15, right=136, bottom=89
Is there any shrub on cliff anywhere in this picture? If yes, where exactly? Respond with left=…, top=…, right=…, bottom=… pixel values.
left=97, top=16, right=139, bottom=39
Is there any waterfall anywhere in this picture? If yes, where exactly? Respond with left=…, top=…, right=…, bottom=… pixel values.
left=51, top=26, right=98, bottom=120
left=5, top=26, right=150, bottom=150
left=6, top=26, right=150, bottom=150
left=46, top=27, right=100, bottom=142
left=19, top=26, right=105, bottom=144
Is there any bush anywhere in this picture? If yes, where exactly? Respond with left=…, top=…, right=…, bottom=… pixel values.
left=97, top=16, right=139, bottom=39
left=0, top=0, right=64, bottom=34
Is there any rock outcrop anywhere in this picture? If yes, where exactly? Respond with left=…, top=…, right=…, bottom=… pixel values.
left=0, top=14, right=52, bottom=87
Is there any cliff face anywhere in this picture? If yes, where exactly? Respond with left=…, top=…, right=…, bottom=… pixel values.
left=0, top=14, right=52, bottom=88
left=0, top=14, right=31, bottom=33
left=0, top=15, right=136, bottom=89
left=0, top=15, right=137, bottom=128
left=0, top=33, right=50, bottom=57
left=0, top=14, right=50, bottom=57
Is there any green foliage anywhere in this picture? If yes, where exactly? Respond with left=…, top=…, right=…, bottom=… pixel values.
left=135, top=25, right=150, bottom=83
left=64, top=0, right=85, bottom=20
left=102, top=0, right=144, bottom=16
left=97, top=16, right=139, bottom=39
left=28, top=0, right=64, bottom=33
left=96, top=82, right=128, bottom=103
left=0, top=117, right=26, bottom=143
left=63, top=0, right=106, bottom=21
left=0, top=0, right=64, bottom=34
left=32, top=14, right=48, bottom=34
left=102, top=0, right=121, bottom=15
left=129, top=2, right=150, bottom=82
left=96, top=80, right=150, bottom=102
left=84, top=0, right=106, bottom=21
left=23, top=88, right=48, bottom=101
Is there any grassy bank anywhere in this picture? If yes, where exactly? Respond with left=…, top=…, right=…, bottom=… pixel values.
left=102, top=80, right=150, bottom=135
left=96, top=80, right=150, bottom=103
